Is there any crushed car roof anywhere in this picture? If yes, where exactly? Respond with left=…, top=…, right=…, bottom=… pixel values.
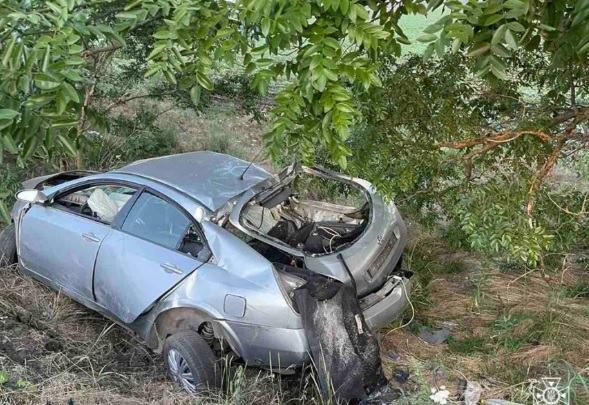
left=114, top=151, right=271, bottom=211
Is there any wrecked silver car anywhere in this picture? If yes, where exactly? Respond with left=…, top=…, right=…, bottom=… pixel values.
left=0, top=151, right=411, bottom=392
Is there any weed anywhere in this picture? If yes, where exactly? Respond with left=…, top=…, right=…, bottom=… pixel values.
left=467, top=269, right=490, bottom=312
left=444, top=260, right=467, bottom=274
left=562, top=282, right=589, bottom=299
left=447, top=336, right=491, bottom=355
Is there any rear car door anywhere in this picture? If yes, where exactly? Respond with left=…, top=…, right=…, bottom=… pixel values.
left=18, top=183, right=137, bottom=301
left=93, top=191, right=208, bottom=323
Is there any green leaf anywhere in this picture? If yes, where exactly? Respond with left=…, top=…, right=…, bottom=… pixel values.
left=0, top=202, right=10, bottom=226
left=416, top=33, right=437, bottom=43
left=190, top=85, right=201, bottom=106
left=261, top=17, right=271, bottom=36
left=196, top=72, right=213, bottom=91
left=505, top=29, right=518, bottom=49
left=116, top=12, right=138, bottom=20
left=467, top=43, right=490, bottom=57
left=0, top=109, right=19, bottom=121
left=492, top=25, right=508, bottom=46
left=57, top=134, right=77, bottom=156
left=483, top=14, right=504, bottom=26
left=452, top=38, right=461, bottom=53
left=423, top=24, right=443, bottom=34
left=423, top=43, right=435, bottom=61
left=1, top=134, right=19, bottom=154
left=34, top=73, right=61, bottom=90
left=23, top=136, right=39, bottom=160
left=507, top=22, right=525, bottom=32
left=153, top=30, right=171, bottom=39
left=61, top=82, right=80, bottom=103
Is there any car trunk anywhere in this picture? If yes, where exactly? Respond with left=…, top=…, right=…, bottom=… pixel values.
left=227, top=166, right=407, bottom=297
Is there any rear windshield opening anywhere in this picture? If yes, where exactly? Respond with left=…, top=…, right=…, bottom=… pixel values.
left=34, top=172, right=95, bottom=190
left=241, top=171, right=370, bottom=256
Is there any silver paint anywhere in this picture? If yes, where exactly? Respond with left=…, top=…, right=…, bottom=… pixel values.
left=11, top=152, right=410, bottom=369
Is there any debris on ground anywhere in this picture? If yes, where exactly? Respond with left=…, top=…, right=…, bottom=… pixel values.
left=464, top=380, right=483, bottom=405
left=429, top=386, right=450, bottom=404
left=416, top=324, right=452, bottom=345
left=457, top=378, right=468, bottom=398
left=391, top=368, right=410, bottom=384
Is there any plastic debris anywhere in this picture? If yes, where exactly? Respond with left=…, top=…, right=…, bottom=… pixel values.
left=391, top=368, right=410, bottom=384
left=385, top=350, right=402, bottom=362
left=417, top=325, right=451, bottom=345
left=464, top=380, right=483, bottom=405
left=457, top=379, right=468, bottom=398
left=484, top=400, right=523, bottom=405
left=430, top=386, right=450, bottom=404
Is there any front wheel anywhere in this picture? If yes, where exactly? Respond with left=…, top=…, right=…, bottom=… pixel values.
left=0, top=224, right=17, bottom=267
left=163, top=330, right=221, bottom=393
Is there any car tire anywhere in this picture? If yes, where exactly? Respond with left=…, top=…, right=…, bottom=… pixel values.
left=163, top=330, right=221, bottom=393
left=0, top=224, right=17, bottom=267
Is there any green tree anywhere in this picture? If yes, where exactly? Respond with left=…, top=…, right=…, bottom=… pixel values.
left=1, top=0, right=589, bottom=263
left=0, top=0, right=416, bottom=169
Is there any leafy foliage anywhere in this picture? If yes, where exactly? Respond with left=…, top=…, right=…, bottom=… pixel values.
left=1, top=0, right=589, bottom=261
left=346, top=49, right=588, bottom=264
left=0, top=0, right=417, bottom=169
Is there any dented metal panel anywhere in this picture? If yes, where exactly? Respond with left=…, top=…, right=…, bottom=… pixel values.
left=11, top=152, right=410, bottom=370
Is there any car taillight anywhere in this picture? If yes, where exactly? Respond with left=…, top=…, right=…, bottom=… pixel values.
left=274, top=268, right=305, bottom=305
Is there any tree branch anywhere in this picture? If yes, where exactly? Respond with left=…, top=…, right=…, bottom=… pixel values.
left=104, top=92, right=175, bottom=112
left=526, top=139, right=565, bottom=215
left=81, top=44, right=122, bottom=57
left=439, top=130, right=564, bottom=150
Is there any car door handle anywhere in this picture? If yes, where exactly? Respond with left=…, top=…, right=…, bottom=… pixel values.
left=82, top=233, right=101, bottom=243
left=160, top=263, right=183, bottom=275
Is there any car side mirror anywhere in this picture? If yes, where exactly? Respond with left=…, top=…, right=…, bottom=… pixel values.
left=16, top=189, right=48, bottom=205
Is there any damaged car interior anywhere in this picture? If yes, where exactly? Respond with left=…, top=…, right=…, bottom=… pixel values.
left=235, top=171, right=370, bottom=262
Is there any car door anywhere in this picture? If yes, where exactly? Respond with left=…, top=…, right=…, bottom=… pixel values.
left=93, top=191, right=208, bottom=324
left=18, top=183, right=138, bottom=301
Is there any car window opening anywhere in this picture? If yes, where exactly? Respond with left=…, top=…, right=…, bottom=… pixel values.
left=241, top=172, right=370, bottom=256
left=54, top=185, right=137, bottom=223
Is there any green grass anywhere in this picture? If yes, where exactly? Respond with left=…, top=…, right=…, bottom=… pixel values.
left=562, top=281, right=589, bottom=299
left=447, top=336, right=492, bottom=355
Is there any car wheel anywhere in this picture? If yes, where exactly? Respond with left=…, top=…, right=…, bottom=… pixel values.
left=0, top=224, right=17, bottom=267
left=163, top=330, right=221, bottom=393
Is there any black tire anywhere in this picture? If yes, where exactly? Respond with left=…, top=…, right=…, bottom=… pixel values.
left=0, top=224, right=17, bottom=267
left=163, top=330, right=221, bottom=393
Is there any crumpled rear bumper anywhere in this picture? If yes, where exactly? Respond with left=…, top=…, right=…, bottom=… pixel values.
left=215, top=276, right=412, bottom=368
left=214, top=320, right=310, bottom=368
left=361, top=276, right=412, bottom=331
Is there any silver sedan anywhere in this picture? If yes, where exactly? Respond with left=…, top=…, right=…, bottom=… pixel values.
left=0, top=151, right=411, bottom=392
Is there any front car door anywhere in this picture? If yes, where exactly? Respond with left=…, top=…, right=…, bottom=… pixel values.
left=18, top=183, right=137, bottom=301
left=93, top=191, right=209, bottom=324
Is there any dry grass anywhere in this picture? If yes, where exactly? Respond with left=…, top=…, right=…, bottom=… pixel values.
left=0, top=266, right=310, bottom=405
left=379, top=226, right=589, bottom=404
left=1, top=226, right=588, bottom=404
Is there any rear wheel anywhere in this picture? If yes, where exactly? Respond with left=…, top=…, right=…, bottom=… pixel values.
left=163, top=330, right=221, bottom=393
left=0, top=224, right=17, bottom=267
